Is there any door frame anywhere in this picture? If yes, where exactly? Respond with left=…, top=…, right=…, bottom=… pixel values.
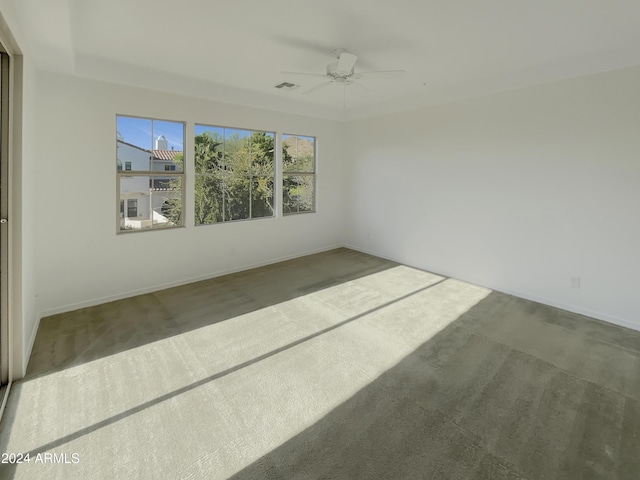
left=0, top=47, right=9, bottom=388
left=0, top=14, right=19, bottom=419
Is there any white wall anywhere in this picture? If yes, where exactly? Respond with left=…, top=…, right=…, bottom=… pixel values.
left=16, top=57, right=38, bottom=377
left=32, top=71, right=347, bottom=322
left=346, top=65, right=640, bottom=330
left=14, top=31, right=640, bottom=376
left=0, top=0, right=40, bottom=377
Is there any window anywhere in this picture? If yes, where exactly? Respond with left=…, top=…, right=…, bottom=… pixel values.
left=194, top=124, right=275, bottom=225
left=282, top=134, right=315, bottom=214
left=127, top=199, right=138, bottom=217
left=116, top=115, right=185, bottom=232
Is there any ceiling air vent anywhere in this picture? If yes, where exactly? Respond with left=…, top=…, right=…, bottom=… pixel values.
left=274, top=82, right=300, bottom=90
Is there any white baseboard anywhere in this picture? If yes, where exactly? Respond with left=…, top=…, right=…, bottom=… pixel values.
left=492, top=288, right=640, bottom=332
left=344, top=243, right=640, bottom=333
left=24, top=313, right=41, bottom=376
left=0, top=381, right=12, bottom=422
left=342, top=243, right=401, bottom=266
left=37, top=244, right=345, bottom=320
left=28, top=242, right=639, bottom=373
left=25, top=244, right=345, bottom=373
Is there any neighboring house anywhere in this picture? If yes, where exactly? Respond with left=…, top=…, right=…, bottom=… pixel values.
left=117, top=134, right=182, bottom=229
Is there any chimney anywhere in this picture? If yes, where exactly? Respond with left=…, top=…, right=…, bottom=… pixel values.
left=155, top=135, right=168, bottom=150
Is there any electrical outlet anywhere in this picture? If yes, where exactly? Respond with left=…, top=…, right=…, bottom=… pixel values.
left=571, top=277, right=581, bottom=289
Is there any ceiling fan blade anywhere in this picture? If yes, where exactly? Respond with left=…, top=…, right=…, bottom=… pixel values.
left=336, top=52, right=358, bottom=74
left=356, top=70, right=406, bottom=79
left=303, top=81, right=333, bottom=95
left=280, top=71, right=328, bottom=78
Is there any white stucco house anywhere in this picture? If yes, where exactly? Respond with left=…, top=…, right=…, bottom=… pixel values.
left=116, top=134, right=182, bottom=230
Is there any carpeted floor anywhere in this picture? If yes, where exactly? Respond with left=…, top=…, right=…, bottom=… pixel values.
left=0, top=248, right=638, bottom=479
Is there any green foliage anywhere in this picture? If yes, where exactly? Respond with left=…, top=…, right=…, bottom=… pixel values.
left=161, top=131, right=314, bottom=224
left=194, top=132, right=223, bottom=173
left=161, top=197, right=182, bottom=224
left=172, top=152, right=184, bottom=168
left=194, top=130, right=275, bottom=224
left=283, top=175, right=314, bottom=214
left=282, top=136, right=315, bottom=214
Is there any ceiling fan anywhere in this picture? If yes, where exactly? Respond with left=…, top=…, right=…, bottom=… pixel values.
left=281, top=48, right=405, bottom=105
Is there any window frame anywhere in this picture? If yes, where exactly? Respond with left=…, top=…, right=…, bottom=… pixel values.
left=282, top=134, right=316, bottom=215
left=194, top=123, right=276, bottom=226
left=127, top=199, right=138, bottom=218
left=116, top=114, right=186, bottom=234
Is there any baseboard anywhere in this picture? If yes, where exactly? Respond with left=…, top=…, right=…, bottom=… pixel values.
left=344, top=243, right=640, bottom=333
left=37, top=244, right=345, bottom=320
left=342, top=243, right=402, bottom=266
left=0, top=382, right=11, bottom=422
left=25, top=244, right=345, bottom=372
left=24, top=313, right=41, bottom=377
left=29, top=242, right=639, bottom=375
left=493, top=288, right=640, bottom=333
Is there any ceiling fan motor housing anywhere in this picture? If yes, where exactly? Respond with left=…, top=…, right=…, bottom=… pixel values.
left=328, top=50, right=359, bottom=78
left=327, top=62, right=353, bottom=79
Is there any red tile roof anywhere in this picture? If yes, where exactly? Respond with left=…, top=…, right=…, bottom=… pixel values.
left=117, top=140, right=182, bottom=161
left=152, top=149, right=182, bottom=161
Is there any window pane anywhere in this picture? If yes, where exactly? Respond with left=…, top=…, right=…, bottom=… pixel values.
left=225, top=129, right=250, bottom=175
left=224, top=173, right=250, bottom=221
left=117, top=116, right=152, bottom=150
left=251, top=176, right=274, bottom=218
left=120, top=175, right=151, bottom=231
left=120, top=175, right=183, bottom=230
left=283, top=175, right=315, bottom=214
left=194, top=125, right=224, bottom=174
left=298, top=175, right=315, bottom=212
left=151, top=120, right=184, bottom=173
left=297, top=136, right=315, bottom=172
left=250, top=132, right=275, bottom=175
left=282, top=134, right=297, bottom=173
left=117, top=117, right=153, bottom=172
left=195, top=174, right=223, bottom=225
left=117, top=115, right=185, bottom=233
left=194, top=125, right=276, bottom=225
left=117, top=117, right=185, bottom=173
left=283, top=196, right=295, bottom=215
left=153, top=176, right=183, bottom=227
left=283, top=135, right=315, bottom=173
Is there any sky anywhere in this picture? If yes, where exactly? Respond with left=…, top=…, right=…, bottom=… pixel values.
left=117, top=115, right=313, bottom=151
left=117, top=116, right=185, bottom=151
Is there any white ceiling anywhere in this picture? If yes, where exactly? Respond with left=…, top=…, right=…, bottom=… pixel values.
left=12, top=0, right=640, bottom=120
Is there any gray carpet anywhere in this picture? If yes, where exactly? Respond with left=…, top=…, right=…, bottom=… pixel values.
left=0, top=248, right=638, bottom=479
